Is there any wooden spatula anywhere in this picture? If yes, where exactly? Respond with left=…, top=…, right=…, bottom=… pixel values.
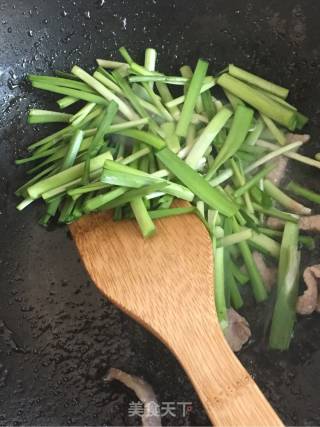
left=70, top=206, right=283, bottom=426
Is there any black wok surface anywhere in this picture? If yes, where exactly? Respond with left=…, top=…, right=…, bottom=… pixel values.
left=1, top=0, right=320, bottom=425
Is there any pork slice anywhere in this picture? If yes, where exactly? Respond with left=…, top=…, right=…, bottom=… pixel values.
left=267, top=156, right=288, bottom=186
left=105, top=368, right=161, bottom=426
left=253, top=252, right=277, bottom=290
left=224, top=308, right=251, bottom=352
left=286, top=133, right=310, bottom=145
left=297, top=265, right=320, bottom=315
left=299, top=215, right=320, bottom=232
left=266, top=217, right=285, bottom=229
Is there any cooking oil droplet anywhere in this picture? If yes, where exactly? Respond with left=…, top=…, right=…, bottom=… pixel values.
left=0, top=320, right=22, bottom=352
left=0, top=363, right=8, bottom=388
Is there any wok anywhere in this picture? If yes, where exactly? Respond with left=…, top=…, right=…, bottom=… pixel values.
left=0, top=0, right=320, bottom=425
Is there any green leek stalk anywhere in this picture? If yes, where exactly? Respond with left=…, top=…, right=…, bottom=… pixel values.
left=70, top=102, right=96, bottom=124
left=208, top=168, right=233, bottom=187
left=83, top=101, right=118, bottom=184
left=28, top=75, right=95, bottom=92
left=43, top=130, right=84, bottom=220
left=176, top=59, right=209, bottom=137
left=180, top=65, right=193, bottom=94
left=244, top=117, right=264, bottom=145
left=58, top=197, right=78, bottom=223
left=28, top=126, right=73, bottom=151
left=179, top=65, right=204, bottom=114
left=101, top=169, right=162, bottom=189
left=113, top=206, right=123, bottom=221
left=121, top=147, right=151, bottom=165
left=28, top=109, right=72, bottom=124
left=157, top=195, right=174, bottom=209
left=228, top=64, right=289, bottom=99
left=264, top=179, right=311, bottom=215
left=248, top=231, right=281, bottom=258
left=233, top=163, right=275, bottom=198
left=27, top=151, right=113, bottom=199
left=111, top=70, right=161, bottom=135
left=232, top=219, right=268, bottom=302
left=185, top=107, right=232, bottom=169
left=286, top=181, right=320, bottom=204
left=93, top=71, right=123, bottom=94
left=230, top=260, right=249, bottom=285
left=229, top=272, right=244, bottom=310
left=224, top=90, right=244, bottom=110
left=201, top=89, right=216, bottom=120
left=255, top=226, right=313, bottom=250
left=161, top=122, right=180, bottom=153
left=113, top=129, right=166, bottom=150
left=245, top=141, right=302, bottom=173
left=214, top=242, right=228, bottom=330
left=141, top=80, right=174, bottom=122
left=269, top=222, right=300, bottom=350
left=83, top=187, right=128, bottom=213
left=16, top=197, right=35, bottom=211
left=252, top=203, right=299, bottom=223
left=15, top=164, right=58, bottom=197
left=224, top=250, right=243, bottom=309
left=130, top=197, right=156, bottom=238
left=96, top=182, right=168, bottom=211
left=41, top=167, right=102, bottom=200
left=217, top=74, right=296, bottom=130
left=156, top=81, right=180, bottom=118
left=165, top=77, right=215, bottom=109
left=71, top=65, right=138, bottom=121
left=129, top=75, right=188, bottom=85
left=96, top=59, right=128, bottom=69
left=68, top=182, right=108, bottom=198
left=31, top=80, right=108, bottom=105
left=229, top=159, right=254, bottom=214
left=147, top=206, right=195, bottom=219
left=257, top=139, right=320, bottom=170
left=144, top=48, right=157, bottom=77
left=57, top=96, right=78, bottom=109
left=299, top=236, right=316, bottom=250
left=156, top=148, right=238, bottom=217
left=119, top=47, right=162, bottom=77
left=15, top=144, right=65, bottom=165
left=101, top=161, right=194, bottom=201
left=206, top=105, right=254, bottom=178
left=260, top=114, right=286, bottom=145
left=218, top=228, right=252, bottom=247
left=96, top=66, right=120, bottom=83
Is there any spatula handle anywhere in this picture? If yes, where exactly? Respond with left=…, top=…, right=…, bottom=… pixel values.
left=167, top=317, right=283, bottom=426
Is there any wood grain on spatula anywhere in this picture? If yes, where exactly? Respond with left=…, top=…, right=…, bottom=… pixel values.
left=70, top=205, right=283, bottom=427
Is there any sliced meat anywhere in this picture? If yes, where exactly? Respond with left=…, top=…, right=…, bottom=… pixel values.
left=281, top=199, right=311, bottom=216
left=252, top=252, right=277, bottom=290
left=286, top=133, right=310, bottom=144
left=299, top=215, right=320, bottom=232
left=267, top=156, right=288, bottom=186
left=224, top=308, right=251, bottom=352
left=297, top=265, right=320, bottom=315
left=105, top=368, right=161, bottom=426
left=267, top=215, right=320, bottom=232
left=266, top=217, right=285, bottom=229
